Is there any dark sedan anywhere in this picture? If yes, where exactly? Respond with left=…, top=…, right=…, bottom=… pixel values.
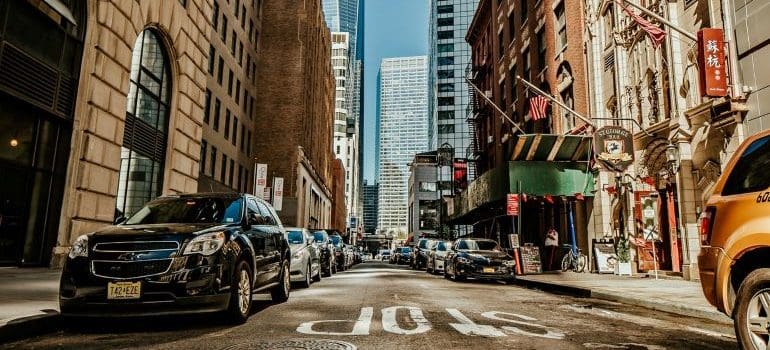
left=444, top=238, right=516, bottom=284
left=396, top=247, right=412, bottom=265
left=59, top=193, right=292, bottom=324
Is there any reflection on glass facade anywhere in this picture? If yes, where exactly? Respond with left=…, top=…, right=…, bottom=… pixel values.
left=428, top=0, right=478, bottom=157
left=116, top=30, right=172, bottom=218
left=377, top=57, right=429, bottom=237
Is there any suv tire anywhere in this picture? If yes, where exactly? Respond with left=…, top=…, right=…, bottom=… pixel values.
left=734, top=268, right=770, bottom=350
left=313, top=264, right=322, bottom=282
left=271, top=261, right=290, bottom=303
left=225, top=261, right=252, bottom=324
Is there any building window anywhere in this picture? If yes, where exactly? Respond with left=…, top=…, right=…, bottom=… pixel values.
left=221, top=154, right=227, bottom=183
left=241, top=6, right=247, bottom=29
left=230, top=30, right=236, bottom=55
left=116, top=30, right=172, bottom=217
left=228, top=70, right=234, bottom=95
left=437, top=5, right=453, bottom=14
left=537, top=29, right=546, bottom=71
left=437, top=17, right=454, bottom=27
left=438, top=83, right=455, bottom=92
left=438, top=97, right=454, bottom=106
left=438, top=43, right=454, bottom=53
left=508, top=13, right=515, bottom=40
left=523, top=48, right=530, bottom=80
left=238, top=42, right=243, bottom=65
left=437, top=30, right=453, bottom=40
left=221, top=16, right=228, bottom=41
left=520, top=0, right=528, bottom=23
left=499, top=81, right=506, bottom=109
left=213, top=2, right=219, bottom=28
left=203, top=89, right=211, bottom=124
left=208, top=46, right=215, bottom=74
left=555, top=2, right=567, bottom=51
left=232, top=117, right=238, bottom=146
left=240, top=127, right=246, bottom=152
left=238, top=164, right=244, bottom=191
left=229, top=159, right=235, bottom=187
left=217, top=57, right=224, bottom=84
left=224, top=109, right=231, bottom=139
left=438, top=69, right=454, bottom=79
left=200, top=140, right=207, bottom=174
left=213, top=98, right=221, bottom=131
left=498, top=29, right=505, bottom=57
left=510, top=65, right=517, bottom=104
left=438, top=111, right=455, bottom=120
left=438, top=56, right=454, bottom=66
left=210, top=146, right=217, bottom=177
left=235, top=80, right=241, bottom=104
left=438, top=124, right=455, bottom=134
left=247, top=131, right=252, bottom=156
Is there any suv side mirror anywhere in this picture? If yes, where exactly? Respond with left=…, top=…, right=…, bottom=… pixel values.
left=248, top=213, right=264, bottom=226
left=114, top=216, right=126, bottom=225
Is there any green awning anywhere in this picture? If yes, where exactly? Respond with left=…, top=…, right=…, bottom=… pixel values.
left=510, top=134, right=592, bottom=161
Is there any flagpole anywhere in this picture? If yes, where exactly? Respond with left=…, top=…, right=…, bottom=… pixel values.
left=618, top=0, right=696, bottom=41
left=465, top=77, right=526, bottom=135
left=515, top=75, right=596, bottom=130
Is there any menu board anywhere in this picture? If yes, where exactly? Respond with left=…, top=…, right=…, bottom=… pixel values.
left=520, top=245, right=542, bottom=274
left=593, top=239, right=617, bottom=274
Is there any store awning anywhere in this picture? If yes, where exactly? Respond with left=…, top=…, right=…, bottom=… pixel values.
left=510, top=134, right=593, bottom=162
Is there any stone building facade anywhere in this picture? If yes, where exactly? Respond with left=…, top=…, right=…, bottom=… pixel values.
left=51, top=0, right=211, bottom=267
left=198, top=0, right=264, bottom=194
left=254, top=0, right=337, bottom=230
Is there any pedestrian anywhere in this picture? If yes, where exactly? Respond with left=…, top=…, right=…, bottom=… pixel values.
left=545, top=227, right=559, bottom=270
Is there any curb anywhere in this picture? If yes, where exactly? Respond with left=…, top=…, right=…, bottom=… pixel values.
left=513, top=278, right=732, bottom=325
left=0, top=311, right=61, bottom=344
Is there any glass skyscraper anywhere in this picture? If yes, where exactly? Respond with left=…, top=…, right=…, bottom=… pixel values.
left=377, top=56, right=429, bottom=238
left=428, top=0, right=478, bottom=158
left=322, top=0, right=359, bottom=58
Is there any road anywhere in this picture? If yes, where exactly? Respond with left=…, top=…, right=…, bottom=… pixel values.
left=6, top=261, right=737, bottom=350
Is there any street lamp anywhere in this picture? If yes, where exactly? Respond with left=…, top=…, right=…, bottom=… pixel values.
left=665, top=142, right=680, bottom=174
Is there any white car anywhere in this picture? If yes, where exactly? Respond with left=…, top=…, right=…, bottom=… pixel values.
left=427, top=240, right=451, bottom=274
left=285, top=227, right=322, bottom=288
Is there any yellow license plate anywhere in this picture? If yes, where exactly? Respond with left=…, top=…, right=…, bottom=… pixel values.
left=483, top=267, right=495, bottom=273
left=107, top=281, right=141, bottom=300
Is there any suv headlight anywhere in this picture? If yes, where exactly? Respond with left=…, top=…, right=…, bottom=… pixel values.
left=292, top=250, right=303, bottom=260
left=503, top=260, right=516, bottom=267
left=68, top=234, right=89, bottom=259
left=183, top=231, right=226, bottom=256
left=456, top=256, right=471, bottom=264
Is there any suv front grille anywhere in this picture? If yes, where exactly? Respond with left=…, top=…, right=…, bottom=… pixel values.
left=92, top=259, right=172, bottom=279
left=93, top=241, right=179, bottom=252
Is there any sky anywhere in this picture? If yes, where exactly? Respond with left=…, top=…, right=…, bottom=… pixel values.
left=362, top=0, right=429, bottom=183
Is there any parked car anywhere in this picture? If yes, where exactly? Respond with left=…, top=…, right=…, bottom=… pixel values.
left=311, top=230, right=336, bottom=277
left=285, top=227, right=321, bottom=287
left=379, top=249, right=391, bottom=262
left=444, top=238, right=516, bottom=284
left=426, top=240, right=451, bottom=274
left=329, top=233, right=346, bottom=271
left=389, top=248, right=399, bottom=264
left=342, top=244, right=355, bottom=269
left=396, top=246, right=413, bottom=265
left=59, top=193, right=292, bottom=324
left=412, top=238, right=437, bottom=270
left=697, top=129, right=770, bottom=350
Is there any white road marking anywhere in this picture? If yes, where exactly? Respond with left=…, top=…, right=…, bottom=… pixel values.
left=445, top=308, right=506, bottom=337
left=481, top=311, right=566, bottom=340
left=296, top=307, right=373, bottom=336
left=381, top=306, right=432, bottom=335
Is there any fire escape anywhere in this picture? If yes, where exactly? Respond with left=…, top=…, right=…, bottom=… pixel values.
left=464, top=62, right=491, bottom=182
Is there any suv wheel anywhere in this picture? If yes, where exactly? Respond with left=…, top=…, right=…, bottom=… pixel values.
left=225, top=261, right=252, bottom=324
left=735, top=268, right=770, bottom=350
left=313, top=264, right=322, bottom=282
left=271, top=262, right=290, bottom=303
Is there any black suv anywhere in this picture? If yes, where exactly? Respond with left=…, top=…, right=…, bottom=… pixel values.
left=59, top=193, right=292, bottom=323
left=329, top=233, right=346, bottom=271
left=412, top=238, right=436, bottom=270
left=311, top=230, right=336, bottom=276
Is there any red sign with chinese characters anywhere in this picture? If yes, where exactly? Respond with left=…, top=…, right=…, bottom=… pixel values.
left=507, top=194, right=519, bottom=216
left=697, top=28, right=728, bottom=97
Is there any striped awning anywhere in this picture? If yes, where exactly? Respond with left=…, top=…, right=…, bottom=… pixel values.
left=510, top=134, right=593, bottom=162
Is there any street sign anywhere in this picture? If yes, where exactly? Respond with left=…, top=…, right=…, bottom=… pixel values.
left=697, top=28, right=728, bottom=97
left=273, top=177, right=284, bottom=211
left=594, top=126, right=634, bottom=172
left=506, top=194, right=519, bottom=216
left=254, top=163, right=268, bottom=198
left=508, top=234, right=520, bottom=248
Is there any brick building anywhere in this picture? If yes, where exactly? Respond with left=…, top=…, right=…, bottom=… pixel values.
left=331, top=159, right=347, bottom=234
left=254, top=0, right=338, bottom=230
left=198, top=0, right=264, bottom=194
left=452, top=0, right=594, bottom=270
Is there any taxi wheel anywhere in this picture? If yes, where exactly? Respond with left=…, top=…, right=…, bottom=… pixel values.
left=734, top=268, right=770, bottom=350
left=225, top=260, right=252, bottom=324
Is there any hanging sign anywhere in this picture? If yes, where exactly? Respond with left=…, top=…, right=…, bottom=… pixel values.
left=697, top=28, right=728, bottom=97
left=506, top=194, right=519, bottom=216
left=594, top=126, right=634, bottom=172
left=273, top=177, right=284, bottom=211
left=254, top=163, right=268, bottom=198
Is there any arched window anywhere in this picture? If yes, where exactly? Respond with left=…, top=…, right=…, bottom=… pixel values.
left=115, top=30, right=172, bottom=218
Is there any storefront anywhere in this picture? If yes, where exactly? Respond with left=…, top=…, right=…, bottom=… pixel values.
left=448, top=134, right=594, bottom=273
left=0, top=0, right=85, bottom=265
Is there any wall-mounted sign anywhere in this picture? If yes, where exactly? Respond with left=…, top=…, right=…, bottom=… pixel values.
left=594, top=126, right=634, bottom=172
left=506, top=194, right=519, bottom=216
left=453, top=159, right=468, bottom=193
left=254, top=163, right=268, bottom=198
left=273, top=177, right=284, bottom=211
left=697, top=28, right=728, bottom=97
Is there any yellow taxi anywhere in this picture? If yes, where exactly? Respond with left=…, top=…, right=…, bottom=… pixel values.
left=698, top=129, right=770, bottom=349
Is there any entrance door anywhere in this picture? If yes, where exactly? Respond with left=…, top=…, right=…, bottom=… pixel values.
left=633, top=191, right=668, bottom=271
left=0, top=164, right=29, bottom=264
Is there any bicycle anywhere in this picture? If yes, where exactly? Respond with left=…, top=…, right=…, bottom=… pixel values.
left=561, top=244, right=587, bottom=273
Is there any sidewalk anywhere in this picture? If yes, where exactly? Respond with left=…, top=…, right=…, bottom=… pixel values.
left=514, top=271, right=733, bottom=324
left=0, top=267, right=61, bottom=342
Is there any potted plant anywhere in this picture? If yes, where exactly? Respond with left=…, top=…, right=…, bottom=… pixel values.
left=614, top=235, right=632, bottom=276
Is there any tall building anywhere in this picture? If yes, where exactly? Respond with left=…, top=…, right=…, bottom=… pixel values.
left=198, top=0, right=263, bottom=195
left=254, top=0, right=338, bottom=230
left=362, top=180, right=378, bottom=234
left=428, top=0, right=478, bottom=158
left=377, top=56, right=429, bottom=238
left=408, top=151, right=440, bottom=240
left=322, top=0, right=359, bottom=57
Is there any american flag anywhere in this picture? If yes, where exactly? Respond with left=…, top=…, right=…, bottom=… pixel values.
left=616, top=0, right=666, bottom=48
left=529, top=96, right=549, bottom=121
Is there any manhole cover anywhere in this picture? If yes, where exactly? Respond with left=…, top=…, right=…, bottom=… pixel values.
left=222, top=338, right=357, bottom=350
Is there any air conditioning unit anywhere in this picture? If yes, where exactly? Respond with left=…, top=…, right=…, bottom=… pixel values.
left=487, top=135, right=494, bottom=144
left=484, top=90, right=493, bottom=98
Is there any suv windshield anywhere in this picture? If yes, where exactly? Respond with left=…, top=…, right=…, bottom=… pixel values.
left=330, top=235, right=342, bottom=247
left=457, top=239, right=500, bottom=251
left=286, top=230, right=305, bottom=245
left=124, top=197, right=242, bottom=225
left=401, top=247, right=411, bottom=253
left=313, top=232, right=326, bottom=243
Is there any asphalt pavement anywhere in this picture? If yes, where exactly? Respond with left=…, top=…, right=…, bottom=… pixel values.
left=4, top=261, right=737, bottom=350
